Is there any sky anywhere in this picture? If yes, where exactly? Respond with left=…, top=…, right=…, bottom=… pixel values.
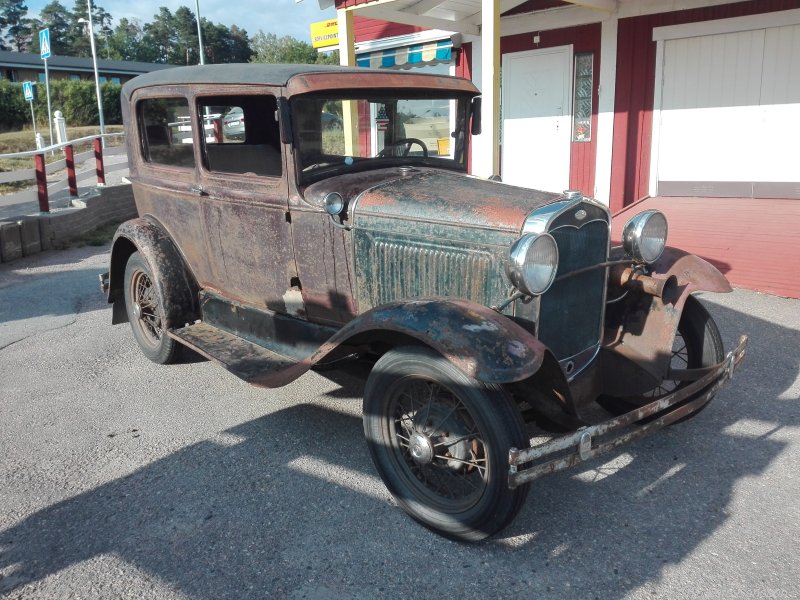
left=24, top=0, right=336, bottom=43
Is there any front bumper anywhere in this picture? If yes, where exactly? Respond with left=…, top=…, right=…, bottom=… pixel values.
left=508, top=335, right=748, bottom=488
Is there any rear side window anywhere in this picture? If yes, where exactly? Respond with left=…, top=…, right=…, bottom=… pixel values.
left=198, top=95, right=282, bottom=178
left=138, top=97, right=196, bottom=169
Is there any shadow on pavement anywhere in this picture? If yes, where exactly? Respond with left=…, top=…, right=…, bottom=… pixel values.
left=0, top=299, right=796, bottom=598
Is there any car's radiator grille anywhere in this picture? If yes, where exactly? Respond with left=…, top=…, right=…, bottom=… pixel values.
left=537, top=220, right=608, bottom=361
left=359, top=238, right=494, bottom=309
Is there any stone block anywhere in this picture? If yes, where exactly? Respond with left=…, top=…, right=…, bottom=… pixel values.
left=0, top=221, right=23, bottom=262
left=16, top=217, right=41, bottom=256
left=38, top=217, right=53, bottom=251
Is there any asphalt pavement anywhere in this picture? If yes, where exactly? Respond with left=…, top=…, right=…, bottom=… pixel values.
left=0, top=245, right=798, bottom=599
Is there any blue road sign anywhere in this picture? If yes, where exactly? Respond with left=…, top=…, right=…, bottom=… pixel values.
left=40, top=28, right=51, bottom=60
left=23, top=81, right=34, bottom=101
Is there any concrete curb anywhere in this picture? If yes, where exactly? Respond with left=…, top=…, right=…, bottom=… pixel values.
left=0, top=184, right=137, bottom=264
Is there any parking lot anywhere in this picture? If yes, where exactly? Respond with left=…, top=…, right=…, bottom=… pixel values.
left=1, top=244, right=798, bottom=599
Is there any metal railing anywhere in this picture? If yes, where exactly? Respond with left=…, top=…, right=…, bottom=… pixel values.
left=0, top=133, right=127, bottom=213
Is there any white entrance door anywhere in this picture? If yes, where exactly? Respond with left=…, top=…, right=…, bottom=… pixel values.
left=501, top=46, right=572, bottom=191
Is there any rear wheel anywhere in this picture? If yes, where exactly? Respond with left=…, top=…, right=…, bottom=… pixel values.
left=124, top=251, right=178, bottom=364
left=363, top=346, right=530, bottom=541
left=598, top=295, right=724, bottom=419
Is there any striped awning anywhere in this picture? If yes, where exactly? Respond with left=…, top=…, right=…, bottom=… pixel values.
left=357, top=39, right=453, bottom=70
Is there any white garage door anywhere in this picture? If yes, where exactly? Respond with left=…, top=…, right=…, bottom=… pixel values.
left=656, top=23, right=800, bottom=197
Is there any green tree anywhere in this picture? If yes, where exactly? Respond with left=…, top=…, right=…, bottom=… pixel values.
left=107, top=17, right=155, bottom=62
left=250, top=31, right=320, bottom=64
left=173, top=5, right=199, bottom=65
left=1, top=0, right=32, bottom=52
left=142, top=6, right=176, bottom=64
left=28, top=1, right=72, bottom=56
left=66, top=0, right=112, bottom=58
left=202, top=21, right=251, bottom=64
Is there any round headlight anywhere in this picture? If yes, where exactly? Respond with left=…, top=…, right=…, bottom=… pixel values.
left=324, top=192, right=345, bottom=216
left=506, top=233, right=559, bottom=296
left=622, top=210, right=668, bottom=264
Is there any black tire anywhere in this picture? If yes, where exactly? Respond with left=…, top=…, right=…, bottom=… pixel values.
left=597, top=295, right=724, bottom=420
left=123, top=251, right=178, bottom=364
left=363, top=346, right=530, bottom=541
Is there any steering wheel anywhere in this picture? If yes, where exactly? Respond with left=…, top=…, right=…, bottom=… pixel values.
left=377, top=138, right=429, bottom=158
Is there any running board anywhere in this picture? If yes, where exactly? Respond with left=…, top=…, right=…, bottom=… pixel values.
left=170, top=322, right=307, bottom=388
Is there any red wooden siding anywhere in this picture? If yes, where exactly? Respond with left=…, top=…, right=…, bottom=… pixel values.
left=610, top=0, right=800, bottom=214
left=501, top=23, right=601, bottom=197
left=612, top=197, right=800, bottom=298
left=353, top=16, right=424, bottom=42
left=336, top=0, right=372, bottom=7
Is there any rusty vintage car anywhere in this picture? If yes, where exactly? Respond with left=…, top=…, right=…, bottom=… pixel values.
left=101, top=64, right=747, bottom=541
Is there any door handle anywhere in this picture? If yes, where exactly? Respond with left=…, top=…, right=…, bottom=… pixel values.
left=190, top=185, right=208, bottom=196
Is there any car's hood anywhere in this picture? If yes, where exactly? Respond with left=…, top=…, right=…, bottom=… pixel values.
left=303, top=167, right=562, bottom=234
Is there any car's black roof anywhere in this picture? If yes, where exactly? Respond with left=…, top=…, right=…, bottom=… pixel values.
left=123, top=63, right=391, bottom=97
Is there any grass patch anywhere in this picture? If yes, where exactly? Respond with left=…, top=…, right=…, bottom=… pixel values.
left=0, top=125, right=124, bottom=155
left=54, top=221, right=122, bottom=250
left=0, top=125, right=124, bottom=194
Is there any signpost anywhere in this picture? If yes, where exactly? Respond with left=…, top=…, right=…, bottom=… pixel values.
left=40, top=28, right=54, bottom=147
left=22, top=82, right=39, bottom=147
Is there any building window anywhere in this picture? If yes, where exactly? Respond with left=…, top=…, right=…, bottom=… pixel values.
left=38, top=72, right=47, bottom=83
left=572, top=53, right=593, bottom=142
left=69, top=75, right=80, bottom=81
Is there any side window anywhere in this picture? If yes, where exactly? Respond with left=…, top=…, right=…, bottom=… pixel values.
left=139, top=97, right=196, bottom=169
left=197, top=95, right=282, bottom=178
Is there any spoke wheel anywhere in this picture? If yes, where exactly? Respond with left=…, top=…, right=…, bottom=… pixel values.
left=363, top=346, right=529, bottom=541
left=598, top=295, right=724, bottom=421
left=124, top=252, right=178, bottom=364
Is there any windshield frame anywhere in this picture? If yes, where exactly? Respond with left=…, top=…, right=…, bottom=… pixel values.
left=290, top=89, right=474, bottom=186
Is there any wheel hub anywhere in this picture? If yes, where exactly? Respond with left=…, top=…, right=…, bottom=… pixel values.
left=409, top=432, right=434, bottom=465
left=133, top=302, right=142, bottom=320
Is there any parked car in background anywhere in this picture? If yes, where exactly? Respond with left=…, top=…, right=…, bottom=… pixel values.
left=102, top=64, right=747, bottom=541
left=222, top=106, right=245, bottom=140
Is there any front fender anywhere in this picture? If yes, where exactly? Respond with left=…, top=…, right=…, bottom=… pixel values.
left=312, top=299, right=550, bottom=385
left=602, top=247, right=731, bottom=395
left=650, top=247, right=732, bottom=295
left=108, top=216, right=198, bottom=327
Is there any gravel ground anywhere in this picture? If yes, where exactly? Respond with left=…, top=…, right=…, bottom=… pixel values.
left=0, top=245, right=797, bottom=599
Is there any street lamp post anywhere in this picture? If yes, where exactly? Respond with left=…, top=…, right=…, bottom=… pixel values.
left=195, top=0, right=205, bottom=65
left=80, top=0, right=106, bottom=147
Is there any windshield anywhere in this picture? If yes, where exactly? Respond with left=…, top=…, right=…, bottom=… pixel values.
left=292, top=92, right=472, bottom=185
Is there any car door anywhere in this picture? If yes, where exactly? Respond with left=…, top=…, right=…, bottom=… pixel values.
left=194, top=88, right=300, bottom=316
left=131, top=90, right=220, bottom=287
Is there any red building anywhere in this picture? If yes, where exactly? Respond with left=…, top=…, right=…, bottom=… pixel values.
left=323, top=0, right=800, bottom=298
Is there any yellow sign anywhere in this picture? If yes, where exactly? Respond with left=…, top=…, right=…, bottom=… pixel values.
left=310, top=19, right=339, bottom=49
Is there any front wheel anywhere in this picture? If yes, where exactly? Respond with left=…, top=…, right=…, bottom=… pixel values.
left=123, top=251, right=178, bottom=364
left=363, top=346, right=530, bottom=541
left=597, top=295, right=724, bottom=420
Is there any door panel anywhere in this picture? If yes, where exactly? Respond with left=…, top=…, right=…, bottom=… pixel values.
left=196, top=92, right=299, bottom=315
left=502, top=46, right=572, bottom=192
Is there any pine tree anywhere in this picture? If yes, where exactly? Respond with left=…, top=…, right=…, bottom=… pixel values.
left=0, top=0, right=33, bottom=52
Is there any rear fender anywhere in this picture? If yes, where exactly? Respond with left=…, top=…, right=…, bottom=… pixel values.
left=311, top=299, right=550, bottom=385
left=108, top=217, right=198, bottom=327
left=602, top=247, right=731, bottom=394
